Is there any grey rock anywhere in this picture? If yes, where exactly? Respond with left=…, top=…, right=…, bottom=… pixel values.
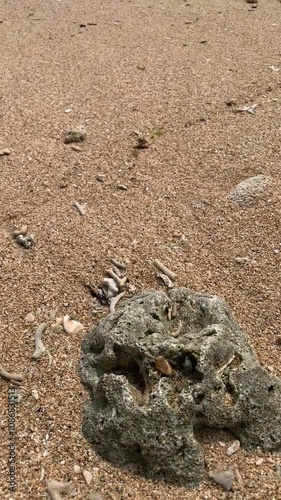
left=209, top=468, right=235, bottom=491
left=229, top=174, right=272, bottom=207
left=64, top=127, right=86, bottom=144
left=15, top=234, right=34, bottom=249
left=80, top=288, right=281, bottom=487
left=226, top=439, right=240, bottom=456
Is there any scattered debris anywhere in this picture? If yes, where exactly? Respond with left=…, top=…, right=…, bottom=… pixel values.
left=153, top=259, right=177, bottom=281
left=234, top=104, right=257, bottom=114
left=64, top=126, right=86, bottom=144
left=73, top=201, right=86, bottom=216
left=0, top=148, right=11, bottom=156
left=83, top=470, right=93, bottom=485
left=155, top=356, right=173, bottom=376
left=0, top=365, right=23, bottom=383
left=46, top=480, right=74, bottom=500
left=157, top=273, right=174, bottom=289
left=32, top=323, right=47, bottom=360
left=209, top=468, right=235, bottom=491
left=227, top=440, right=241, bottom=456
left=110, top=291, right=125, bottom=313
left=63, top=315, right=84, bottom=334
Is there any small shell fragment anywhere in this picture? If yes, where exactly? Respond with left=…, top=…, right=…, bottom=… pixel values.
left=83, top=470, right=93, bottom=485
left=63, top=315, right=84, bottom=334
left=157, top=273, right=174, bottom=289
left=155, top=356, right=173, bottom=376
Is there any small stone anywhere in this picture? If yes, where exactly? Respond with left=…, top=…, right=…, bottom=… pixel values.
left=64, top=127, right=86, bottom=144
left=209, top=469, right=235, bottom=491
left=275, top=337, right=281, bottom=346
left=31, top=389, right=39, bottom=400
left=13, top=225, right=28, bottom=237
left=229, top=175, right=272, bottom=207
left=256, top=458, right=264, bottom=465
left=71, top=145, right=82, bottom=152
left=25, top=312, right=35, bottom=323
left=117, top=184, right=128, bottom=191
left=96, top=175, right=105, bottom=182
left=0, top=148, right=11, bottom=156
left=137, top=64, right=145, bottom=70
left=83, top=470, right=93, bottom=485
left=89, top=494, right=104, bottom=500
left=15, top=234, right=34, bottom=249
left=235, top=256, right=250, bottom=264
left=227, top=440, right=240, bottom=456
left=218, top=441, right=226, bottom=447
left=155, top=356, right=173, bottom=376
left=63, top=315, right=84, bottom=334
left=73, top=464, right=81, bottom=473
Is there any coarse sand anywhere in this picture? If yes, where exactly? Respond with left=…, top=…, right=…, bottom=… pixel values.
left=0, top=0, right=281, bottom=499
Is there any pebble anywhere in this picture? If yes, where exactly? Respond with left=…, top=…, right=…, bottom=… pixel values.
left=96, top=175, right=105, bottom=182
left=227, top=439, right=240, bottom=456
left=73, top=464, right=81, bottom=473
left=137, top=64, right=145, bottom=70
left=64, top=127, right=86, bottom=144
left=31, top=389, right=39, bottom=400
left=25, top=312, right=35, bottom=323
left=209, top=468, right=235, bottom=491
left=71, top=145, right=82, bottom=152
left=89, top=494, right=104, bottom=500
left=256, top=458, right=264, bottom=465
left=15, top=234, right=34, bottom=249
left=155, top=356, right=173, bottom=376
left=83, top=470, right=93, bottom=485
left=0, top=148, right=11, bottom=155
left=63, top=315, right=84, bottom=334
left=117, top=184, right=128, bottom=191
left=229, top=175, right=272, bottom=207
left=13, top=225, right=28, bottom=237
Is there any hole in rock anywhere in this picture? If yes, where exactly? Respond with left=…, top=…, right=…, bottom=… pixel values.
left=268, top=384, right=274, bottom=393
left=151, top=312, right=161, bottom=321
left=110, top=347, right=147, bottom=393
left=223, top=382, right=236, bottom=406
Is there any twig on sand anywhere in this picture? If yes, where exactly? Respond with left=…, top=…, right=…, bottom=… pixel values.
left=0, top=365, right=23, bottom=383
left=110, top=292, right=125, bottom=313
left=110, top=258, right=127, bottom=270
left=73, top=201, right=86, bottom=216
left=47, top=480, right=74, bottom=500
left=234, top=104, right=257, bottom=115
left=32, top=323, right=47, bottom=360
left=106, top=269, right=128, bottom=289
left=153, top=259, right=177, bottom=281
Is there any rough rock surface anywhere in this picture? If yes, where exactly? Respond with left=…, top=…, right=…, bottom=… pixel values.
left=80, top=288, right=281, bottom=487
left=229, top=174, right=272, bottom=207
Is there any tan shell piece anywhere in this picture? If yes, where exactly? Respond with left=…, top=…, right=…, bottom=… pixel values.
left=63, top=315, right=84, bottom=334
left=155, top=356, right=173, bottom=376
